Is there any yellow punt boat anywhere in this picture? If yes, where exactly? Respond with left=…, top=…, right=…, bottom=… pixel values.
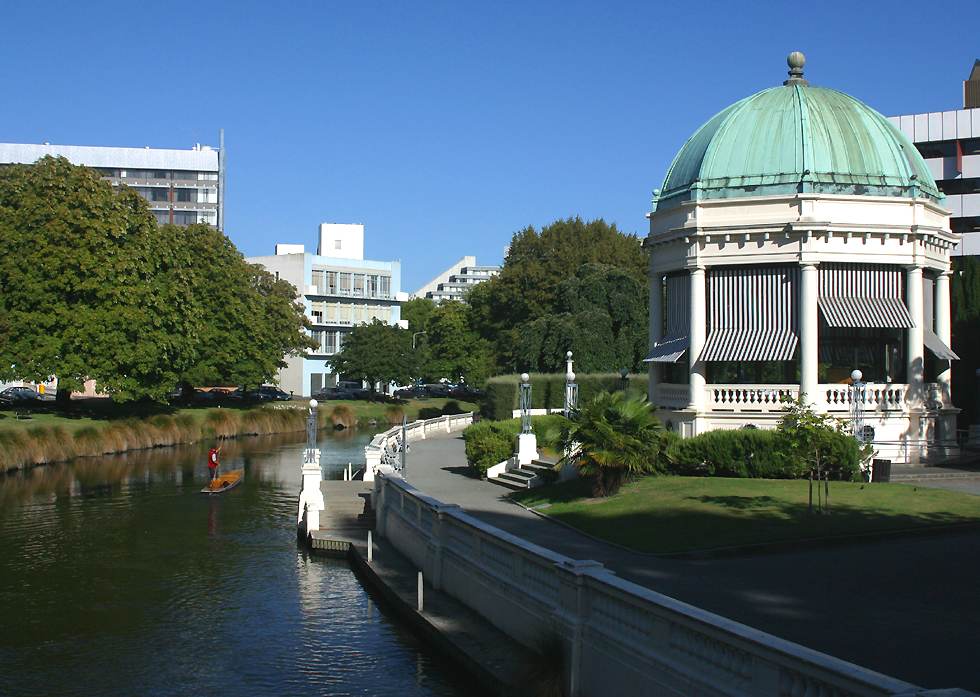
left=200, top=468, right=244, bottom=494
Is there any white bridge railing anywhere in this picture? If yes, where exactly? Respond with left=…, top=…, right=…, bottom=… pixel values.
left=373, top=473, right=926, bottom=697
left=363, top=412, right=474, bottom=481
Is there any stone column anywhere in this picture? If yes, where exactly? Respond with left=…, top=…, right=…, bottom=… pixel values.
left=799, top=261, right=819, bottom=407
left=648, top=271, right=663, bottom=405
left=689, top=267, right=707, bottom=411
left=935, top=269, right=952, bottom=405
left=906, top=265, right=925, bottom=408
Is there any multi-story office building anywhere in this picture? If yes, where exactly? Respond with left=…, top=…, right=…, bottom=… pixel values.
left=888, top=61, right=980, bottom=255
left=412, top=255, right=499, bottom=303
left=247, top=223, right=407, bottom=396
left=0, top=133, right=225, bottom=230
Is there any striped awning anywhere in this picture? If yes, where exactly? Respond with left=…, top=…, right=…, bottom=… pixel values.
left=924, top=329, right=959, bottom=360
left=818, top=297, right=915, bottom=328
left=699, top=266, right=799, bottom=362
left=647, top=273, right=690, bottom=363
left=818, top=265, right=915, bottom=328
left=700, top=329, right=799, bottom=362
left=644, top=335, right=689, bottom=363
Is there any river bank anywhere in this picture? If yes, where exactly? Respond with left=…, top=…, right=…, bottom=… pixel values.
left=0, top=397, right=478, bottom=473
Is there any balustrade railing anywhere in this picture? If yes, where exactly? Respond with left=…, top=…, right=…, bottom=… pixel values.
left=705, top=384, right=799, bottom=413
left=822, top=383, right=908, bottom=412
left=656, top=383, right=689, bottom=408
left=363, top=412, right=475, bottom=481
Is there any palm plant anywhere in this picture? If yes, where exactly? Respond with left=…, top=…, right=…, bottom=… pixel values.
left=557, top=391, right=666, bottom=497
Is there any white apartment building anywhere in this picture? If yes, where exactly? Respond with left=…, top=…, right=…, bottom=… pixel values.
left=888, top=60, right=980, bottom=256
left=0, top=134, right=225, bottom=229
left=412, top=255, right=499, bottom=302
left=248, top=224, right=407, bottom=396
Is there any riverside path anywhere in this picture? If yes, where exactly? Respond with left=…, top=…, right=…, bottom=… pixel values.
left=403, top=432, right=980, bottom=693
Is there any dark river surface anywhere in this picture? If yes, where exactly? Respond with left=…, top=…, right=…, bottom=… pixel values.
left=0, top=430, right=468, bottom=696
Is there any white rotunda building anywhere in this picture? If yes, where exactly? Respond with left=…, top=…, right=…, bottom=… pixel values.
left=645, top=53, right=960, bottom=463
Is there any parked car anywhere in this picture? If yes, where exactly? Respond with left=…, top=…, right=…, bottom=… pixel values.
left=248, top=385, right=293, bottom=401
left=394, top=386, right=428, bottom=400
left=0, top=386, right=40, bottom=405
left=450, top=385, right=485, bottom=401
left=424, top=383, right=451, bottom=398
left=313, top=387, right=357, bottom=400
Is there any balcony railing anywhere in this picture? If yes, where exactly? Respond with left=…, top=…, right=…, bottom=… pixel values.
left=655, top=383, right=689, bottom=409
left=706, top=384, right=799, bottom=413
left=823, top=384, right=909, bottom=412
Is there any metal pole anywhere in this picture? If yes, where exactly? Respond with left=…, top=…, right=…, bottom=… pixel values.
left=417, top=571, right=424, bottom=612
left=519, top=373, right=532, bottom=435
left=368, top=530, right=373, bottom=563
left=400, top=415, right=408, bottom=476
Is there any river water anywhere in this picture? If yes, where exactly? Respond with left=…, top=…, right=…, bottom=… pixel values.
left=0, top=430, right=468, bottom=696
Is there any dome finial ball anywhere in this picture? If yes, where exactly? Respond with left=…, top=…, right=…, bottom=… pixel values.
left=787, top=51, right=805, bottom=70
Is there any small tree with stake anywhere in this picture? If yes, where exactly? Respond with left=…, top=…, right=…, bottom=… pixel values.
left=778, top=398, right=873, bottom=513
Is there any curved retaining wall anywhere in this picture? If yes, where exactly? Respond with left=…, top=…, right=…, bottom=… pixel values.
left=363, top=413, right=474, bottom=481
left=372, top=471, right=934, bottom=697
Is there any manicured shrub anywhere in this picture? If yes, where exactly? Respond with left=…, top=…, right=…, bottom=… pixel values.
left=462, top=421, right=514, bottom=476
left=462, top=414, right=571, bottom=475
left=482, top=373, right=649, bottom=420
left=668, top=429, right=792, bottom=478
left=667, top=425, right=862, bottom=481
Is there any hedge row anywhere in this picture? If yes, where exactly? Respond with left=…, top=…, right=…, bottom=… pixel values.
left=667, top=428, right=862, bottom=480
left=462, top=415, right=568, bottom=476
left=482, top=373, right=648, bottom=420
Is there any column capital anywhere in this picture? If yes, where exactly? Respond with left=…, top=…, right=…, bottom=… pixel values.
left=904, top=263, right=925, bottom=273
left=937, top=268, right=954, bottom=279
left=799, top=260, right=819, bottom=269
left=686, top=263, right=706, bottom=274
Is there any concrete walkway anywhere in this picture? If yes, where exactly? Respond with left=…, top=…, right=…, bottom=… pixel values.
left=405, top=433, right=980, bottom=693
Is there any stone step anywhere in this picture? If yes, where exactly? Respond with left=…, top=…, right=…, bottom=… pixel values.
left=524, top=461, right=556, bottom=475
left=490, top=472, right=534, bottom=490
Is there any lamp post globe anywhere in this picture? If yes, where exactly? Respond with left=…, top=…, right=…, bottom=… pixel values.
left=309, top=399, right=318, bottom=410
left=521, top=372, right=530, bottom=383
left=850, top=370, right=863, bottom=383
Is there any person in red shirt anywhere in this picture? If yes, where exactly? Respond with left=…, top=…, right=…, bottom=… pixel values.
left=207, top=445, right=221, bottom=482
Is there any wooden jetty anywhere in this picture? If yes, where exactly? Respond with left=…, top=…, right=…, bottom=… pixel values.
left=308, top=480, right=374, bottom=557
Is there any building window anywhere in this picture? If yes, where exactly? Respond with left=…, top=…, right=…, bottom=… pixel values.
left=151, top=188, right=170, bottom=202
left=312, top=270, right=325, bottom=294
left=379, top=276, right=391, bottom=297
left=326, top=271, right=338, bottom=293
left=175, top=188, right=196, bottom=202
left=339, top=273, right=352, bottom=295
left=353, top=274, right=364, bottom=297
left=334, top=239, right=342, bottom=250
left=173, top=210, right=198, bottom=225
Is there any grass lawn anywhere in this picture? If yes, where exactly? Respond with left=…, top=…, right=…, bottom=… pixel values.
left=0, top=397, right=478, bottom=433
left=511, top=476, right=980, bottom=554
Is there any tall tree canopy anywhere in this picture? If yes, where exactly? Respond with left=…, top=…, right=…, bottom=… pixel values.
left=469, top=217, right=648, bottom=372
left=0, top=157, right=311, bottom=401
left=951, top=256, right=980, bottom=425
left=329, top=320, right=416, bottom=390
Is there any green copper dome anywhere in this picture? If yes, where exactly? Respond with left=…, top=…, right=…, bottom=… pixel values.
left=653, top=55, right=942, bottom=212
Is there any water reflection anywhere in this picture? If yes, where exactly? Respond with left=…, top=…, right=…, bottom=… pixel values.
left=0, top=429, right=467, bottom=697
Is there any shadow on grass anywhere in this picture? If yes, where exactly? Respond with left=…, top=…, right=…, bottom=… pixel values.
left=511, top=477, right=980, bottom=554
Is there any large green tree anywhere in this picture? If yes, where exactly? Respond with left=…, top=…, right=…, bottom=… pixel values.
left=423, top=301, right=495, bottom=385
left=155, top=222, right=314, bottom=391
left=329, top=319, right=416, bottom=391
left=470, top=217, right=649, bottom=372
left=0, top=157, right=189, bottom=401
left=0, top=157, right=312, bottom=402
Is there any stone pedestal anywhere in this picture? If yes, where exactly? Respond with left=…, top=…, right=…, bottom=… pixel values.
left=517, top=433, right=538, bottom=466
left=297, top=448, right=325, bottom=534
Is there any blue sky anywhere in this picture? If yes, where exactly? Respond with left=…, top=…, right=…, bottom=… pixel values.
left=2, top=1, right=978, bottom=290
